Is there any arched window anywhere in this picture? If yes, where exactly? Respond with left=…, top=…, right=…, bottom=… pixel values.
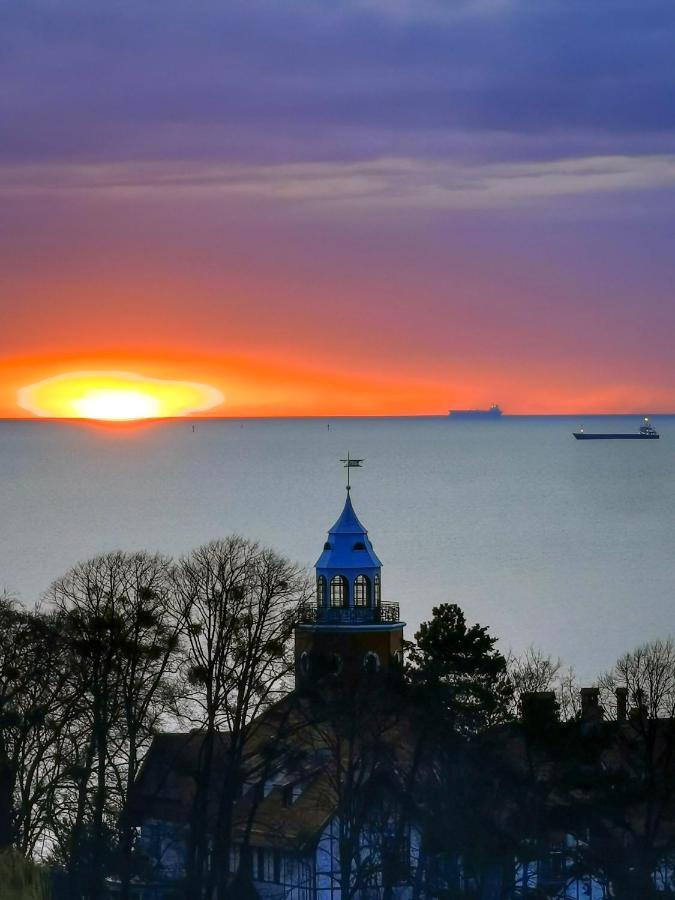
left=353, top=574, right=370, bottom=607
left=329, top=653, right=343, bottom=675
left=316, top=576, right=327, bottom=606
left=300, top=651, right=311, bottom=676
left=363, top=651, right=381, bottom=674
left=330, top=575, right=348, bottom=608
left=374, top=573, right=381, bottom=606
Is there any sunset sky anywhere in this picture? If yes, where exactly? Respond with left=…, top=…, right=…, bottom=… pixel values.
left=2, top=0, right=675, bottom=416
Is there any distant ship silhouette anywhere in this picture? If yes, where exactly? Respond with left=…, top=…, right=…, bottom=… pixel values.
left=573, top=417, right=659, bottom=440
left=448, top=404, right=503, bottom=419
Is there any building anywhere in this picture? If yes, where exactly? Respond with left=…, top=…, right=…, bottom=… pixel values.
left=126, top=484, right=675, bottom=899
left=128, top=485, right=422, bottom=899
left=294, top=485, right=405, bottom=682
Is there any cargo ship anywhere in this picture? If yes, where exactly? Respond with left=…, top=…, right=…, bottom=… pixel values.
left=449, top=405, right=503, bottom=419
left=573, top=417, right=659, bottom=440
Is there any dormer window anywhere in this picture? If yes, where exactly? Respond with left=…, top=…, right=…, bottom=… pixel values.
left=354, top=574, right=370, bottom=607
left=323, top=541, right=332, bottom=551
left=282, top=781, right=306, bottom=808
left=353, top=541, right=366, bottom=550
left=330, top=575, right=348, bottom=608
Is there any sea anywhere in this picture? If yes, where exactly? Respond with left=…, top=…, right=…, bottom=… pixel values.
left=2, top=415, right=674, bottom=684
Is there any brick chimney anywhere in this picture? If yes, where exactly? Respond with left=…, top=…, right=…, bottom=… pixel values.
left=615, top=686, right=628, bottom=722
left=629, top=687, right=648, bottom=721
left=580, top=687, right=603, bottom=722
left=520, top=691, right=558, bottom=724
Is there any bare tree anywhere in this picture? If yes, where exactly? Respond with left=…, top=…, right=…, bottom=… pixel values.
left=508, top=646, right=580, bottom=722
left=299, top=677, right=407, bottom=900
left=47, top=551, right=179, bottom=900
left=572, top=639, right=675, bottom=898
left=170, top=537, right=309, bottom=900
left=508, top=646, right=561, bottom=706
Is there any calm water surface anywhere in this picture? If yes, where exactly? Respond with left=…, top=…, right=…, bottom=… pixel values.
left=2, top=416, right=674, bottom=682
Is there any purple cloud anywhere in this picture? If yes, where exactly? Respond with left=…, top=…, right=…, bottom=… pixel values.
left=1, top=0, right=675, bottom=165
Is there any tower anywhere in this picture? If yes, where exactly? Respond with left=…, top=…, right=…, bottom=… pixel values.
left=295, top=461, right=405, bottom=683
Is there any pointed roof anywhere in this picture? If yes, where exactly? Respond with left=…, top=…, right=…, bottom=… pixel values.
left=315, top=491, right=382, bottom=571
left=327, top=491, right=367, bottom=535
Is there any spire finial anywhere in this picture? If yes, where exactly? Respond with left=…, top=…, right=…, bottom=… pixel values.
left=340, top=453, right=364, bottom=492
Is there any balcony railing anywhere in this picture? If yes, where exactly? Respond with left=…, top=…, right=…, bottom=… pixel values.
left=298, top=601, right=400, bottom=626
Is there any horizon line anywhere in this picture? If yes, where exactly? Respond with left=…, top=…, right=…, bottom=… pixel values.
left=1, top=412, right=674, bottom=423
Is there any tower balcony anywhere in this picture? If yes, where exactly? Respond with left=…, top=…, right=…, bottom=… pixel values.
left=298, top=601, right=401, bottom=627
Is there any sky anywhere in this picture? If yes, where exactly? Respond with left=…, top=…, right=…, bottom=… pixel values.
left=2, top=0, right=675, bottom=416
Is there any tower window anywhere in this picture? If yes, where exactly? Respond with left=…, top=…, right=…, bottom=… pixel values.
left=317, top=575, right=327, bottom=606
left=353, top=574, right=370, bottom=607
left=374, top=573, right=381, bottom=606
left=330, top=575, right=348, bottom=608
left=363, top=651, right=381, bottom=674
left=329, top=653, right=343, bottom=675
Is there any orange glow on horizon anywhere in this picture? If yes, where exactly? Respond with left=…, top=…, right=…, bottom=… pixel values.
left=3, top=351, right=674, bottom=419
left=17, top=371, right=225, bottom=421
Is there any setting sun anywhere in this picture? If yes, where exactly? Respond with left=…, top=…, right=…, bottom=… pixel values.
left=17, top=371, right=224, bottom=421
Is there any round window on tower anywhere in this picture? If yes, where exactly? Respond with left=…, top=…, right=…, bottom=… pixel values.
left=300, top=651, right=311, bottom=677
left=363, top=651, right=381, bottom=674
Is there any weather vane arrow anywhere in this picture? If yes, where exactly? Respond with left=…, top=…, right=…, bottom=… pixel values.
left=340, top=452, right=364, bottom=491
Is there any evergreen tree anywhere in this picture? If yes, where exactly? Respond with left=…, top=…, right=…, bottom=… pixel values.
left=409, top=603, right=512, bottom=734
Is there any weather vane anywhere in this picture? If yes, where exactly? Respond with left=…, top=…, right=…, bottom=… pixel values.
left=340, top=452, right=364, bottom=491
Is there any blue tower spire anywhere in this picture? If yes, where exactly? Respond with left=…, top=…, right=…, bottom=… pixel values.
left=315, top=461, right=382, bottom=612
left=294, top=459, right=403, bottom=682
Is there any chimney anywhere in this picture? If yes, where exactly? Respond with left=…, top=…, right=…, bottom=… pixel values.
left=520, top=691, right=558, bottom=725
left=615, top=687, right=628, bottom=722
left=629, top=687, right=648, bottom=721
left=580, top=687, right=603, bottom=722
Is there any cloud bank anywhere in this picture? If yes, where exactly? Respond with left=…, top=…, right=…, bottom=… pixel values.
left=2, top=155, right=675, bottom=210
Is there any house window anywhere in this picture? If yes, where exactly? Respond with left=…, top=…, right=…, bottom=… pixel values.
left=374, top=573, right=381, bottom=605
left=283, top=781, right=306, bottom=807
left=539, top=840, right=566, bottom=887
left=317, top=576, right=326, bottom=605
left=254, top=848, right=276, bottom=882
left=300, top=651, right=311, bottom=676
left=354, top=574, right=370, bottom=607
left=330, top=575, right=348, bottom=607
left=229, top=844, right=240, bottom=873
left=384, top=825, right=412, bottom=885
left=143, top=821, right=162, bottom=860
